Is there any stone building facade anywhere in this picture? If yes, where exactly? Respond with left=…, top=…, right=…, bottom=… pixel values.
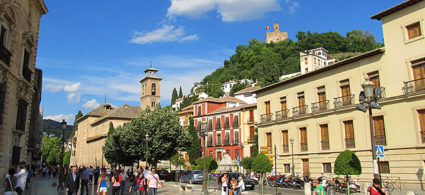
left=0, top=0, right=47, bottom=189
left=265, top=23, right=288, bottom=43
left=140, top=67, right=162, bottom=110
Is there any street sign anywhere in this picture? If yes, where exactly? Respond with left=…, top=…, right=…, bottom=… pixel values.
left=375, top=145, right=384, bottom=158
left=260, top=146, right=272, bottom=150
left=237, top=156, right=241, bottom=163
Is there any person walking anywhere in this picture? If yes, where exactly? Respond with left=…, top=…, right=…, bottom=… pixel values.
left=119, top=169, right=127, bottom=195
left=313, top=179, right=326, bottom=195
left=221, top=174, right=228, bottom=195
left=147, top=168, right=161, bottom=195
left=13, top=161, right=27, bottom=195
left=111, top=172, right=121, bottom=195
left=65, top=167, right=80, bottom=195
left=80, top=167, right=90, bottom=195
left=88, top=166, right=93, bottom=184
left=234, top=176, right=245, bottom=195
left=367, top=178, right=388, bottom=195
left=130, top=173, right=146, bottom=195
left=4, top=168, right=17, bottom=195
left=97, top=170, right=109, bottom=195
left=94, top=167, right=100, bottom=186
left=229, top=177, right=238, bottom=195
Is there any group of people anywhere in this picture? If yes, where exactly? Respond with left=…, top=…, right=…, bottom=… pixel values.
left=311, top=177, right=388, bottom=195
left=4, top=161, right=30, bottom=195
left=220, top=174, right=245, bottom=195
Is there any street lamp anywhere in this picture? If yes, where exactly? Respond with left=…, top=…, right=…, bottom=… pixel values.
left=356, top=78, right=382, bottom=179
left=145, top=133, right=149, bottom=168
left=198, top=121, right=208, bottom=195
left=58, top=119, right=67, bottom=190
left=290, top=137, right=295, bottom=176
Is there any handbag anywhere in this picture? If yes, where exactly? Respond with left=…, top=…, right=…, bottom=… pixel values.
left=5, top=177, right=18, bottom=195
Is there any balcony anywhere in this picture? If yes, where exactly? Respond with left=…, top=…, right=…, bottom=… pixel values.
left=421, top=131, right=425, bottom=143
left=0, top=44, right=11, bottom=66
left=403, top=78, right=425, bottom=95
left=275, top=109, right=289, bottom=120
left=321, top=140, right=330, bottom=150
left=292, top=105, right=308, bottom=117
left=217, top=140, right=222, bottom=145
left=224, top=139, right=231, bottom=146
left=260, top=113, right=273, bottom=123
left=345, top=138, right=355, bottom=148
left=300, top=143, right=308, bottom=152
left=247, top=137, right=255, bottom=143
left=282, top=144, right=289, bottom=153
left=311, top=100, right=330, bottom=113
left=247, top=118, right=254, bottom=124
left=207, top=141, right=213, bottom=147
left=375, top=135, right=386, bottom=146
left=334, top=94, right=355, bottom=109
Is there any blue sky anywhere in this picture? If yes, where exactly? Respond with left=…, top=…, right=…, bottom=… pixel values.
left=39, top=0, right=402, bottom=123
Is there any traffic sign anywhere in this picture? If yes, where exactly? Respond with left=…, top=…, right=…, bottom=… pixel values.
left=237, top=156, right=241, bottom=163
left=375, top=145, right=384, bottom=158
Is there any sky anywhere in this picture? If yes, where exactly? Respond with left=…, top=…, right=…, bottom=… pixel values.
left=39, top=0, right=402, bottom=124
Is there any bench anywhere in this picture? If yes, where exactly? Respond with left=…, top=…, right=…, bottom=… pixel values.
left=178, top=184, right=193, bottom=192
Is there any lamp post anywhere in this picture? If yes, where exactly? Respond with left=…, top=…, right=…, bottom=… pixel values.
left=199, top=121, right=208, bottom=195
left=145, top=133, right=149, bottom=168
left=58, top=119, right=67, bottom=190
left=290, top=137, right=295, bottom=176
left=356, top=78, right=382, bottom=179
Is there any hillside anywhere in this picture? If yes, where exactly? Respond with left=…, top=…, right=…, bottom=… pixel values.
left=196, top=30, right=383, bottom=97
left=42, top=119, right=74, bottom=139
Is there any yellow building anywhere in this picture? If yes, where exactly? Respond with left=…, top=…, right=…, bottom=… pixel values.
left=178, top=104, right=193, bottom=129
left=255, top=0, right=425, bottom=189
left=240, top=104, right=257, bottom=157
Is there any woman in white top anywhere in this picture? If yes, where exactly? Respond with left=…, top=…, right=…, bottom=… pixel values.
left=221, top=174, right=228, bottom=195
left=234, top=176, right=245, bottom=195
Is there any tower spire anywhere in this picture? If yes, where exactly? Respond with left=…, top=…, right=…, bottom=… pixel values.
left=150, top=60, right=152, bottom=68
left=104, top=94, right=107, bottom=104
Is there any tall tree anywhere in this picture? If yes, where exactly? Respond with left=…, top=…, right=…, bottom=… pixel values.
left=71, top=110, right=83, bottom=138
left=187, top=117, right=201, bottom=165
left=171, top=88, right=178, bottom=105
left=41, top=135, right=62, bottom=166
left=179, top=86, right=183, bottom=98
left=107, top=122, right=114, bottom=137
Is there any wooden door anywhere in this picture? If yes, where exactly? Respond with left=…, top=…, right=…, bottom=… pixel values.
left=298, top=95, right=305, bottom=113
left=341, top=85, right=351, bottom=105
left=266, top=133, right=272, bottom=147
left=302, top=159, right=309, bottom=176
left=413, top=64, right=425, bottom=90
left=249, top=126, right=255, bottom=141
left=265, top=101, right=271, bottom=114
left=281, top=101, right=287, bottom=111
left=282, top=130, right=289, bottom=152
left=373, top=116, right=386, bottom=145
left=320, top=124, right=329, bottom=142
left=344, top=121, right=354, bottom=139
left=318, top=92, right=326, bottom=110
left=249, top=110, right=254, bottom=122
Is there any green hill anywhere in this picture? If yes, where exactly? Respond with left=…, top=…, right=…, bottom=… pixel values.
left=42, top=119, right=74, bottom=139
left=196, top=30, right=383, bottom=97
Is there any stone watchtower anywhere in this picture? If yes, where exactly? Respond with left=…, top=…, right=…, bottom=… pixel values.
left=140, top=67, right=162, bottom=110
left=265, top=23, right=288, bottom=43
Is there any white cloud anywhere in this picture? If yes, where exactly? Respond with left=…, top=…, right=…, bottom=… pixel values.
left=64, top=82, right=81, bottom=93
left=285, top=0, right=299, bottom=14
left=131, top=25, right=199, bottom=44
left=167, top=0, right=281, bottom=22
left=45, top=84, right=63, bottom=92
left=67, top=92, right=81, bottom=103
left=82, top=99, right=100, bottom=110
left=44, top=114, right=74, bottom=123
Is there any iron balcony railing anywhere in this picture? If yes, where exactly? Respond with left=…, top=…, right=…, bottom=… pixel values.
left=375, top=135, right=387, bottom=146
left=300, top=143, right=308, bottom=152
left=311, top=100, right=330, bottom=113
left=0, top=44, right=11, bottom=66
left=321, top=140, right=330, bottom=150
left=217, top=139, right=222, bottom=145
left=247, top=118, right=254, bottom=123
left=403, top=78, right=425, bottom=95
left=292, top=105, right=308, bottom=117
left=275, top=109, right=290, bottom=120
left=345, top=138, right=355, bottom=148
left=421, top=131, right=425, bottom=143
left=260, top=113, right=273, bottom=123
left=282, top=144, right=289, bottom=153
left=334, top=94, right=355, bottom=108
left=247, top=137, right=255, bottom=143
left=207, top=140, right=213, bottom=147
left=224, top=139, right=230, bottom=146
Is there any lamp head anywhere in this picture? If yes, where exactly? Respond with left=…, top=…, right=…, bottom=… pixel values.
left=290, top=137, right=294, bottom=144
left=61, top=119, right=67, bottom=130
left=370, top=101, right=381, bottom=110
left=356, top=104, right=367, bottom=112
left=361, top=79, right=375, bottom=98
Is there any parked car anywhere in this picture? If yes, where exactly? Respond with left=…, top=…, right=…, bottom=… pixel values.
left=168, top=170, right=185, bottom=181
left=158, top=170, right=170, bottom=181
left=217, top=173, right=256, bottom=190
left=179, top=170, right=204, bottom=184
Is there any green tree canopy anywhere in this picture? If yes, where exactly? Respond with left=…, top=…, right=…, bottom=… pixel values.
left=63, top=150, right=71, bottom=166
left=71, top=110, right=83, bottom=138
left=187, top=117, right=201, bottom=164
left=240, top=157, right=254, bottom=172
left=41, top=135, right=62, bottom=166
left=171, top=88, right=178, bottom=105
left=252, top=153, right=272, bottom=174
left=334, top=150, right=362, bottom=175
left=107, top=122, right=114, bottom=137
left=251, top=128, right=259, bottom=157
left=179, top=86, right=183, bottom=98
left=171, top=154, right=186, bottom=168
left=229, top=82, right=248, bottom=96
left=195, top=156, right=218, bottom=172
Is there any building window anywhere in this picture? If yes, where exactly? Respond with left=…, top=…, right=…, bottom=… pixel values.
left=411, top=58, right=425, bottom=91
left=323, top=163, right=332, bottom=173
left=224, top=132, right=230, bottom=145
left=151, top=101, right=156, bottom=107
left=282, top=130, right=289, bottom=153
left=209, top=151, right=213, bottom=157
left=197, top=121, right=201, bottom=131
left=224, top=117, right=230, bottom=129
left=266, top=132, right=272, bottom=147
left=265, top=101, right=271, bottom=114
left=208, top=119, right=213, bottom=130
left=297, top=92, right=306, bottom=114
left=233, top=115, right=239, bottom=128
left=304, top=57, right=308, bottom=64
left=340, top=79, right=351, bottom=105
left=234, top=131, right=239, bottom=144
left=320, top=124, right=329, bottom=150
left=280, top=96, right=287, bottom=118
left=300, top=127, right=308, bottom=151
left=317, top=86, right=327, bottom=110
left=419, top=109, right=425, bottom=143
left=235, top=149, right=240, bottom=158
left=249, top=126, right=255, bottom=142
left=16, top=99, right=28, bottom=131
left=0, top=82, right=6, bottom=125
left=151, top=83, right=156, bottom=95
left=373, top=116, right=387, bottom=146
left=22, top=49, right=31, bottom=82
left=305, top=68, right=308, bottom=73
left=249, top=110, right=254, bottom=122
left=198, top=106, right=202, bottom=116
left=216, top=118, right=221, bottom=130
left=0, top=25, right=7, bottom=47
left=368, top=71, right=380, bottom=88
left=406, top=22, right=422, bottom=39
left=217, top=133, right=222, bottom=145
left=344, top=120, right=355, bottom=148
left=284, top=164, right=291, bottom=173
left=379, top=161, right=390, bottom=173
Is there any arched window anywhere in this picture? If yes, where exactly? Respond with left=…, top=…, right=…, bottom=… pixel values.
left=152, top=83, right=156, bottom=95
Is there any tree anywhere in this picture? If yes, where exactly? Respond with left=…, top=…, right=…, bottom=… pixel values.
left=240, top=157, right=254, bottom=172
left=171, top=88, right=178, bottom=105
left=195, top=156, right=218, bottom=172
left=334, top=150, right=362, bottom=195
left=71, top=110, right=83, bottom=138
left=252, top=153, right=273, bottom=193
left=107, top=122, right=114, bottom=137
left=347, top=30, right=381, bottom=52
left=179, top=86, right=183, bottom=98
left=171, top=154, right=186, bottom=168
left=229, top=82, right=248, bottom=96
left=41, top=135, right=62, bottom=166
left=251, top=128, right=259, bottom=157
left=63, top=150, right=71, bottom=166
left=187, top=117, right=201, bottom=165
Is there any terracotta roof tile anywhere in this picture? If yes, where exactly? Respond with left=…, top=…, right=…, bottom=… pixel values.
left=234, top=86, right=261, bottom=95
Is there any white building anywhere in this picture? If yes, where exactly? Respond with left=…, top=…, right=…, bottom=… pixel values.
left=222, top=80, right=238, bottom=95
left=172, top=97, right=184, bottom=111
left=300, top=48, right=337, bottom=74
left=234, top=86, right=261, bottom=104
left=196, top=92, right=209, bottom=99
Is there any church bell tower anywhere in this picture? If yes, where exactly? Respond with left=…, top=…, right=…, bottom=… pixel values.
left=140, top=66, right=162, bottom=110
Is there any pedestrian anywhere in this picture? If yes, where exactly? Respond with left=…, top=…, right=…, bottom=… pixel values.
left=221, top=174, right=228, bottom=195
left=119, top=169, right=128, bottom=195
left=111, top=171, right=121, bottom=195
left=88, top=166, right=93, bottom=184
left=142, top=167, right=150, bottom=192
left=147, top=168, right=161, bottom=195
left=97, top=170, right=109, bottom=195
left=25, top=164, right=32, bottom=190
left=367, top=178, right=388, bottom=195
left=4, top=168, right=17, bottom=195
left=229, top=177, right=237, bottom=195
left=65, top=167, right=80, bottom=195
left=234, top=176, right=245, bottom=195
left=94, top=166, right=100, bottom=186
left=130, top=173, right=146, bottom=195
left=13, top=161, right=27, bottom=195
left=313, top=179, right=326, bottom=195
left=80, top=167, right=90, bottom=195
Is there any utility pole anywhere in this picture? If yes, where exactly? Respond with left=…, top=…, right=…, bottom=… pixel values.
left=274, top=145, right=278, bottom=195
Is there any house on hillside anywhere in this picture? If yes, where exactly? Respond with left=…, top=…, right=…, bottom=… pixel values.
left=300, top=48, right=337, bottom=74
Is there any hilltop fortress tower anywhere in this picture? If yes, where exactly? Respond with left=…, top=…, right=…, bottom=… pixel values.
left=265, top=23, right=288, bottom=43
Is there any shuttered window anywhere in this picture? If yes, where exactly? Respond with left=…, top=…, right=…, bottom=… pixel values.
left=216, top=118, right=221, bottom=130
left=406, top=22, right=422, bottom=39
left=373, top=116, right=387, bottom=146
left=323, top=163, right=332, bottom=173
left=412, top=61, right=425, bottom=90
left=418, top=109, right=425, bottom=143
left=300, top=127, right=308, bottom=151
left=265, top=101, right=271, bottom=114
left=249, top=126, right=255, bottom=141
left=16, top=99, right=28, bottom=131
left=344, top=120, right=355, bottom=148
left=249, top=110, right=254, bottom=122
left=368, top=71, right=380, bottom=88
left=266, top=132, right=272, bottom=147
left=379, top=161, right=390, bottom=173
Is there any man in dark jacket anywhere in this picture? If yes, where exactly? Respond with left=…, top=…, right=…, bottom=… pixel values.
left=65, top=166, right=80, bottom=195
